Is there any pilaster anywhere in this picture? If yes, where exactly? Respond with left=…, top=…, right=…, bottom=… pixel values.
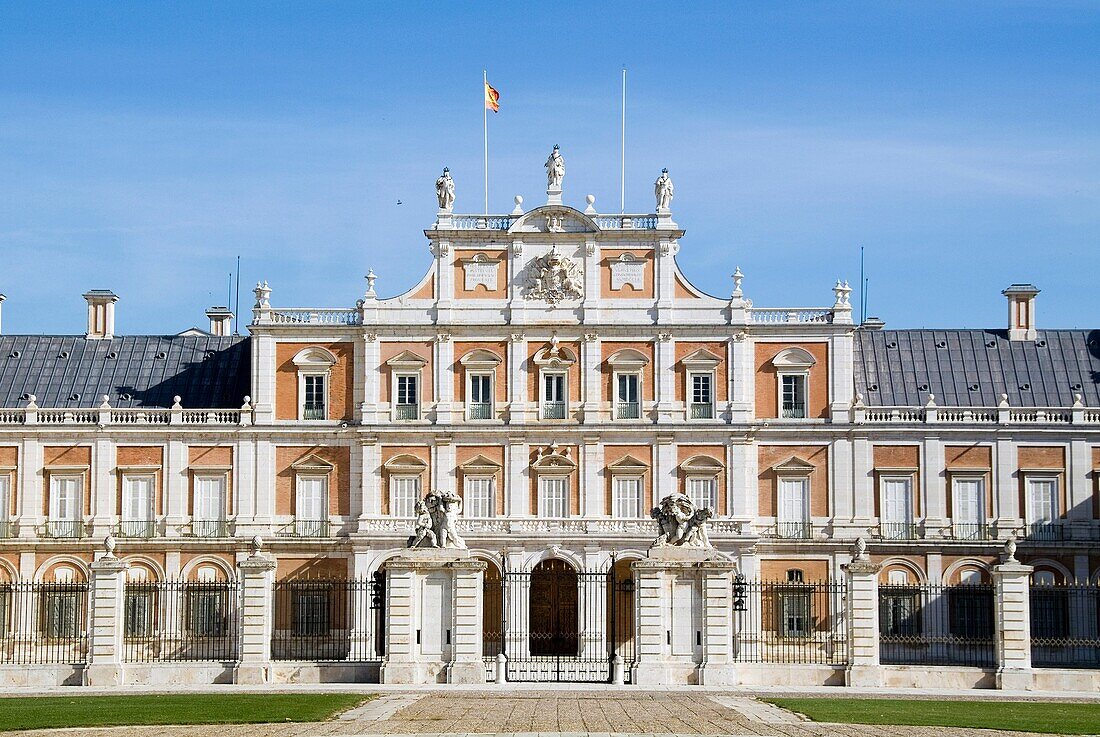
left=434, top=334, right=454, bottom=424
left=234, top=547, right=278, bottom=684
left=655, top=332, right=676, bottom=423
left=251, top=333, right=277, bottom=424
left=506, top=438, right=529, bottom=517
left=728, top=333, right=754, bottom=423
left=84, top=552, right=129, bottom=686
left=90, top=437, right=114, bottom=539
left=994, top=437, right=1020, bottom=533
left=922, top=437, right=947, bottom=535
left=993, top=556, right=1034, bottom=690
left=17, top=437, right=42, bottom=536
left=581, top=333, right=602, bottom=423
left=362, top=333, right=381, bottom=423
left=844, top=547, right=883, bottom=687
left=582, top=436, right=604, bottom=517
left=507, top=334, right=528, bottom=423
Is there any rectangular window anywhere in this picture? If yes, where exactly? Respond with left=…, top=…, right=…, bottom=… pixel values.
left=613, top=476, right=643, bottom=518
left=880, top=475, right=913, bottom=539
left=303, top=374, right=326, bottom=420
left=542, top=373, right=566, bottom=419
left=295, top=475, right=328, bottom=537
left=690, top=373, right=714, bottom=419
left=42, top=589, right=81, bottom=638
left=687, top=476, right=717, bottom=512
left=539, top=476, right=569, bottom=518
left=948, top=587, right=994, bottom=639
left=779, top=590, right=811, bottom=638
left=616, top=374, right=640, bottom=419
left=468, top=374, right=493, bottom=420
left=193, top=474, right=227, bottom=537
left=390, top=475, right=420, bottom=517
left=187, top=587, right=228, bottom=637
left=1026, top=476, right=1058, bottom=525
left=880, top=588, right=921, bottom=636
left=122, top=475, right=155, bottom=522
left=396, top=374, right=419, bottom=420
left=777, top=477, right=809, bottom=538
left=780, top=374, right=807, bottom=418
left=952, top=476, right=985, bottom=539
left=49, top=474, right=83, bottom=538
left=463, top=476, right=494, bottom=518
left=293, top=590, right=331, bottom=636
left=124, top=587, right=155, bottom=638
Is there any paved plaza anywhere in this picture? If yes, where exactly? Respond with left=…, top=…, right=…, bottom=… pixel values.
left=4, top=692, right=1090, bottom=737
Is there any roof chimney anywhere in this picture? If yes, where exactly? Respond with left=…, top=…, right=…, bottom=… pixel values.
left=205, top=306, right=233, bottom=337
left=1002, top=283, right=1039, bottom=342
left=83, top=290, right=118, bottom=340
left=0, top=294, right=6, bottom=335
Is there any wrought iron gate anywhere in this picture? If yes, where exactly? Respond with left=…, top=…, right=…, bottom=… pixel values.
left=487, top=558, right=636, bottom=683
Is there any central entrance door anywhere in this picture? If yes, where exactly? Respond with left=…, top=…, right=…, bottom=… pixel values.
left=529, top=558, right=578, bottom=656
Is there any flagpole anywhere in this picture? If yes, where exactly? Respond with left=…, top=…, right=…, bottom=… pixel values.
left=621, top=66, right=626, bottom=214
left=483, top=70, right=489, bottom=216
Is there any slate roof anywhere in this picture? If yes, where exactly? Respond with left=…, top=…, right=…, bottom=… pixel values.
left=855, top=329, right=1100, bottom=408
left=0, top=335, right=250, bottom=409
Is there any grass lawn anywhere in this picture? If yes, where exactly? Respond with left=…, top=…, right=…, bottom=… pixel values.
left=766, top=697, right=1100, bottom=735
left=0, top=693, right=370, bottom=732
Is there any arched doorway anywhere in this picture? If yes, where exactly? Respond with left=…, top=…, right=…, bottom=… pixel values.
left=529, top=558, right=578, bottom=656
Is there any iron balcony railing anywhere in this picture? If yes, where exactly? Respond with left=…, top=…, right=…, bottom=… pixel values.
left=879, top=522, right=919, bottom=541
left=394, top=403, right=419, bottom=421
left=302, top=403, right=326, bottom=420
left=276, top=519, right=330, bottom=538
left=690, top=403, right=714, bottom=419
left=781, top=403, right=807, bottom=419
left=542, top=401, right=566, bottom=419
left=616, top=401, right=640, bottom=420
left=467, top=402, right=493, bottom=420
left=44, top=520, right=86, bottom=539
left=1025, top=522, right=1064, bottom=542
left=952, top=522, right=995, bottom=541
left=775, top=521, right=813, bottom=540
left=189, top=520, right=230, bottom=538
left=116, top=520, right=157, bottom=539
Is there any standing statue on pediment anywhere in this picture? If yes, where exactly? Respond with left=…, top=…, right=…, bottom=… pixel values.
left=545, top=145, right=566, bottom=190
left=436, top=167, right=455, bottom=211
left=655, top=168, right=674, bottom=211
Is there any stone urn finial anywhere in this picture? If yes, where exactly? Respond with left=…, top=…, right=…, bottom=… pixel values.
left=1003, top=536, right=1018, bottom=563
left=103, top=534, right=117, bottom=557
left=250, top=535, right=263, bottom=556
left=852, top=536, right=868, bottom=562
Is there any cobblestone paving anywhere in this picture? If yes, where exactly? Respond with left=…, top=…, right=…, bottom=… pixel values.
left=4, top=693, right=1086, bottom=737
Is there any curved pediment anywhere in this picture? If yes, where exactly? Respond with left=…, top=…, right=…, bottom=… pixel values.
left=509, top=205, right=600, bottom=235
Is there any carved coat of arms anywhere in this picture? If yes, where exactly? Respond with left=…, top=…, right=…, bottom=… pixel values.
left=524, top=245, right=583, bottom=303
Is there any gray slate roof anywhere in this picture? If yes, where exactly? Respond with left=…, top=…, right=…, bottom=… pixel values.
left=0, top=335, right=250, bottom=409
left=855, top=329, right=1100, bottom=407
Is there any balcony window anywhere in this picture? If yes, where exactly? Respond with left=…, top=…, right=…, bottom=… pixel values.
left=192, top=474, right=227, bottom=538
left=390, top=475, right=420, bottom=518
left=120, top=473, right=156, bottom=539
left=951, top=475, right=986, bottom=540
left=613, top=476, right=643, bottom=519
left=777, top=476, right=810, bottom=539
left=48, top=474, right=84, bottom=538
left=292, top=346, right=337, bottom=421
left=463, top=476, right=494, bottom=518
left=539, top=476, right=569, bottom=518
left=687, top=477, right=717, bottom=512
left=532, top=445, right=576, bottom=518
left=689, top=373, right=714, bottom=419
left=467, top=373, right=493, bottom=420
left=616, top=373, right=640, bottom=420
left=780, top=374, right=807, bottom=419
left=1025, top=475, right=1060, bottom=540
left=880, top=474, right=915, bottom=540
left=542, top=373, right=567, bottom=420
left=771, top=347, right=817, bottom=419
left=395, top=374, right=420, bottom=420
left=295, top=474, right=329, bottom=537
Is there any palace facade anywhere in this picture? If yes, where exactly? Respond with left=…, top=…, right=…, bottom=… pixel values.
left=0, top=157, right=1098, bottom=688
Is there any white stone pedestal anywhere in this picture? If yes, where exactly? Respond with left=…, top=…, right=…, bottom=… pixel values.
left=381, top=549, right=486, bottom=685
left=994, top=560, right=1034, bottom=690
left=632, top=548, right=736, bottom=686
left=234, top=551, right=277, bottom=684
left=844, top=555, right=883, bottom=687
left=83, top=554, right=130, bottom=686
left=546, top=186, right=563, bottom=206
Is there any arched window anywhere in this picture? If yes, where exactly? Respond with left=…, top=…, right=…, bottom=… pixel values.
left=292, top=347, right=338, bottom=421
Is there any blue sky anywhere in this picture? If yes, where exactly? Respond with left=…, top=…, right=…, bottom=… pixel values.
left=1, top=1, right=1097, bottom=334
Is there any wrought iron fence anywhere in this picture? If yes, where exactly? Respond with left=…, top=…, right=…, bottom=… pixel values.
left=123, top=580, right=239, bottom=662
left=733, top=579, right=848, bottom=665
left=271, top=577, right=385, bottom=662
left=1030, top=583, right=1100, bottom=669
left=1025, top=523, right=1065, bottom=542
left=0, top=582, right=88, bottom=664
left=879, top=583, right=996, bottom=667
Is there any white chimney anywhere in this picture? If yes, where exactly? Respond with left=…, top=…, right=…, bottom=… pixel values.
left=206, top=306, right=233, bottom=336
left=0, top=294, right=6, bottom=334
left=1002, top=283, right=1039, bottom=342
left=83, top=290, right=118, bottom=340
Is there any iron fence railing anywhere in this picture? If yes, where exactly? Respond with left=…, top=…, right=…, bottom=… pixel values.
left=951, top=523, right=995, bottom=541
left=1025, top=522, right=1065, bottom=542
left=879, top=583, right=996, bottom=667
left=733, top=579, right=848, bottom=665
left=123, top=580, right=239, bottom=662
left=1030, top=583, right=1100, bottom=669
left=271, top=578, right=385, bottom=662
left=0, top=582, right=89, bottom=664
left=774, top=521, right=814, bottom=539
left=302, top=403, right=326, bottom=420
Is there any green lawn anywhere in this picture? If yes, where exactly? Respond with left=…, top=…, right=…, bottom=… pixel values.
left=0, top=693, right=370, bottom=732
left=766, top=697, right=1100, bottom=735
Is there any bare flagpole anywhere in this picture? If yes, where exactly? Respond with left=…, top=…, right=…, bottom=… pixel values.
left=621, top=66, right=626, bottom=214
left=483, top=70, right=489, bottom=216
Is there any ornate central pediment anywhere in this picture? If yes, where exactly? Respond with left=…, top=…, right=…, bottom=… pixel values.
left=509, top=205, right=599, bottom=234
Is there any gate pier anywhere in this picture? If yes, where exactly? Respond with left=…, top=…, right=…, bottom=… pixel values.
left=633, top=548, right=737, bottom=686
left=380, top=549, right=486, bottom=685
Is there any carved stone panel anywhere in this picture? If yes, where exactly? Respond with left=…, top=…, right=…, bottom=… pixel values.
left=610, top=253, right=646, bottom=291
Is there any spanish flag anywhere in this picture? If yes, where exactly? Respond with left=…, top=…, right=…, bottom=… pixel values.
left=484, top=81, right=500, bottom=112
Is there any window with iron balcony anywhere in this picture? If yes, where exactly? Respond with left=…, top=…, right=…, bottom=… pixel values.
left=533, top=341, right=576, bottom=421
left=770, top=347, right=817, bottom=420
left=292, top=346, right=337, bottom=421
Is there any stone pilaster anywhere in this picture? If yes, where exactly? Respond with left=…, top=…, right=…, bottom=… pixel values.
left=993, top=554, right=1034, bottom=690
left=448, top=557, right=487, bottom=684
left=845, top=545, right=883, bottom=687
left=83, top=552, right=129, bottom=686
left=234, top=547, right=277, bottom=684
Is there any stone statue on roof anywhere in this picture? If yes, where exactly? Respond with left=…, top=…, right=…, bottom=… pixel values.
left=655, top=168, right=674, bottom=211
left=545, top=145, right=565, bottom=190
left=435, top=168, right=455, bottom=211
